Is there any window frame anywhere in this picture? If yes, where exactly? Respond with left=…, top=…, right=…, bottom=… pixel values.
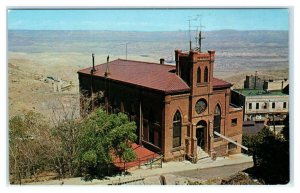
left=231, top=118, right=238, bottom=126
left=263, top=102, right=267, bottom=109
left=213, top=105, right=221, bottom=138
left=283, top=102, right=287, bottom=109
left=173, top=111, right=182, bottom=148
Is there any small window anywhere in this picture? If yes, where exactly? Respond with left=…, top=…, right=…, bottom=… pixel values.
left=197, top=67, right=201, bottom=83
left=204, top=67, right=209, bottom=82
left=283, top=102, right=287, bottom=109
left=256, top=103, right=259, bottom=109
left=272, top=102, right=275, bottom=109
left=263, top=103, right=267, bottom=109
left=228, top=142, right=237, bottom=150
left=231, top=118, right=237, bottom=126
left=249, top=103, right=252, bottom=110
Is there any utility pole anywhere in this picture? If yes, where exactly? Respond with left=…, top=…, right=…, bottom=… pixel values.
left=273, top=114, right=276, bottom=134
left=126, top=43, right=128, bottom=60
left=188, top=15, right=199, bottom=50
left=90, top=53, right=95, bottom=111
left=121, top=42, right=129, bottom=59
left=254, top=71, right=258, bottom=89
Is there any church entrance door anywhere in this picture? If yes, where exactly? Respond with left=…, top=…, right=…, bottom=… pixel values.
left=196, top=121, right=207, bottom=150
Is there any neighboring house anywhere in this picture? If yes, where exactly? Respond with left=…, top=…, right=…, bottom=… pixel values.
left=78, top=48, right=244, bottom=162
left=244, top=74, right=265, bottom=90
left=263, top=79, right=289, bottom=92
left=244, top=73, right=288, bottom=91
left=231, top=88, right=289, bottom=133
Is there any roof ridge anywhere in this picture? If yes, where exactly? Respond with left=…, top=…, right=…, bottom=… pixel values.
left=78, top=58, right=175, bottom=73
left=117, top=58, right=175, bottom=67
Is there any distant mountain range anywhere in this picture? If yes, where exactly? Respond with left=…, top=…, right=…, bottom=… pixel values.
left=8, top=30, right=288, bottom=52
left=8, top=30, right=289, bottom=73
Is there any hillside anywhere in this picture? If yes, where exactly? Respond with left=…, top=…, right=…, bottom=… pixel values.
left=7, top=30, right=289, bottom=118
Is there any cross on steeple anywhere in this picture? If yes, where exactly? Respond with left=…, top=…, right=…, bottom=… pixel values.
left=198, top=30, right=205, bottom=53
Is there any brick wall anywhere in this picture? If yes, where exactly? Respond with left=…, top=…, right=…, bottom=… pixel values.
left=78, top=49, right=244, bottom=162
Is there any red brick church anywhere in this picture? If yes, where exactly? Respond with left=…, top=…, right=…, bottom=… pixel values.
left=78, top=46, right=244, bottom=162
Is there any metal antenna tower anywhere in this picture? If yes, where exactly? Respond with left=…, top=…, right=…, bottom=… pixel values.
left=188, top=16, right=198, bottom=50
left=189, top=14, right=205, bottom=51
left=197, top=15, right=205, bottom=52
left=187, top=17, right=192, bottom=50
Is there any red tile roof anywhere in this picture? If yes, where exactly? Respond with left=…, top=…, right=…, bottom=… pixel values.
left=212, top=77, right=232, bottom=88
left=113, top=143, right=159, bottom=170
left=78, top=59, right=231, bottom=94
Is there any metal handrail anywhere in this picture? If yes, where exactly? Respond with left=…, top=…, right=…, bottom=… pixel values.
left=214, top=131, right=248, bottom=151
left=114, top=152, right=163, bottom=171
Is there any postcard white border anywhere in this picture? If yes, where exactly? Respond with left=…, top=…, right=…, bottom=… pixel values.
left=1, top=1, right=299, bottom=193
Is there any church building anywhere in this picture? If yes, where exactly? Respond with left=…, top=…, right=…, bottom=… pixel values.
left=78, top=45, right=244, bottom=162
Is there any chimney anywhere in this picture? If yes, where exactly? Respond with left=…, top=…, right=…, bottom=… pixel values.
left=92, top=53, right=96, bottom=72
left=175, top=49, right=181, bottom=75
left=254, top=71, right=258, bottom=89
left=160, top=58, right=164, bottom=64
left=105, top=55, right=110, bottom=77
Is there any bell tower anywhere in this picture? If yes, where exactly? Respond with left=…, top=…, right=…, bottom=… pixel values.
left=175, top=29, right=215, bottom=96
left=175, top=49, right=215, bottom=96
left=190, top=50, right=215, bottom=96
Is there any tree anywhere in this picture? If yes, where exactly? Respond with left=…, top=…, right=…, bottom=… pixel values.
left=76, top=108, right=137, bottom=180
left=244, top=115, right=289, bottom=184
left=9, top=111, right=50, bottom=184
left=9, top=104, right=138, bottom=183
left=46, top=119, right=81, bottom=179
left=44, top=95, right=82, bottom=179
left=281, top=115, right=289, bottom=141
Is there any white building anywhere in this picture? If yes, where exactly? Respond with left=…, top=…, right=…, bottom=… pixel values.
left=231, top=89, right=289, bottom=133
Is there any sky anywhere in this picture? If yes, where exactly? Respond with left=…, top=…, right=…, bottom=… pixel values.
left=8, top=9, right=289, bottom=31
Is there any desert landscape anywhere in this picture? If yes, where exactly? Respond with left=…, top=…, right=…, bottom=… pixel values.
left=8, top=30, right=289, bottom=119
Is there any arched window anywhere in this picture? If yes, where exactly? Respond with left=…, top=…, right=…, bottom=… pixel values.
left=213, top=105, right=221, bottom=138
left=204, top=67, right=209, bottom=82
left=197, top=67, right=201, bottom=83
left=173, top=111, right=182, bottom=148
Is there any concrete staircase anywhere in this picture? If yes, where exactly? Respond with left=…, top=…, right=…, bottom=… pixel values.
left=197, top=146, right=209, bottom=160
